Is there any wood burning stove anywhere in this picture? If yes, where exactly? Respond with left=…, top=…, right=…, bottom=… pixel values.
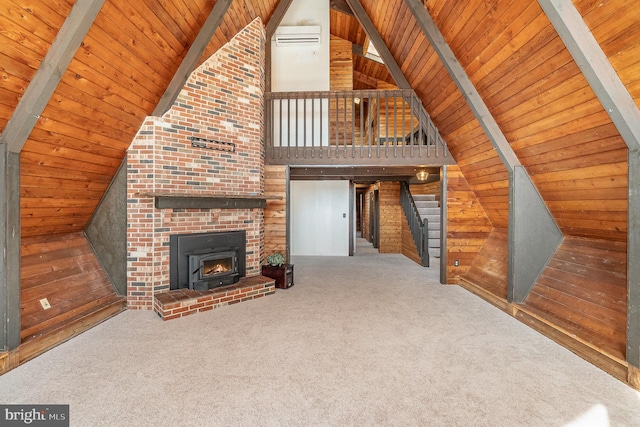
left=187, top=248, right=239, bottom=290
left=169, top=230, right=246, bottom=290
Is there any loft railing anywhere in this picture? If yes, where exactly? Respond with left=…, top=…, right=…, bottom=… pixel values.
left=400, top=182, right=429, bottom=267
left=264, top=89, right=452, bottom=165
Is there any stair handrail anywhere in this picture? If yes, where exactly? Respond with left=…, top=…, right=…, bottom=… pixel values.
left=400, top=182, right=429, bottom=267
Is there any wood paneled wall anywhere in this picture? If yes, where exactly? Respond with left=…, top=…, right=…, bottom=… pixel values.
left=330, top=35, right=354, bottom=145
left=445, top=166, right=492, bottom=284
left=401, top=212, right=421, bottom=265
left=264, top=165, right=287, bottom=260
left=20, top=232, right=124, bottom=344
left=523, top=236, right=628, bottom=361
left=377, top=181, right=401, bottom=253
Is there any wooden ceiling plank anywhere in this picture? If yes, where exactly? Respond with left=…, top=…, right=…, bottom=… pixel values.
left=537, top=0, right=640, bottom=152
left=153, top=0, right=233, bottom=116
left=403, top=0, right=519, bottom=172
left=344, top=0, right=410, bottom=89
left=1, top=0, right=106, bottom=154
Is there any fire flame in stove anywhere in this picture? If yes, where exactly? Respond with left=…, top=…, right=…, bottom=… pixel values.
left=205, top=264, right=228, bottom=275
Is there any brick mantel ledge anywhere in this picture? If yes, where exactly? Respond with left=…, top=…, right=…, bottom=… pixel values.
left=154, top=275, right=276, bottom=320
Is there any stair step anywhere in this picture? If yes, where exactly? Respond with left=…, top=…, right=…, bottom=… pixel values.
left=418, top=207, right=440, bottom=216
left=414, top=200, right=439, bottom=209
left=412, top=194, right=436, bottom=201
left=428, top=230, right=440, bottom=239
left=424, top=214, right=440, bottom=223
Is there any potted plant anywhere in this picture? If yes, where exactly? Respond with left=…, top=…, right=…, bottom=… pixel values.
left=266, top=252, right=285, bottom=267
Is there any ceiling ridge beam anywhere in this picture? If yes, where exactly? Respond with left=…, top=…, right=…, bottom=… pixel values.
left=153, top=0, right=233, bottom=116
left=0, top=0, right=107, bottom=154
left=403, top=0, right=519, bottom=172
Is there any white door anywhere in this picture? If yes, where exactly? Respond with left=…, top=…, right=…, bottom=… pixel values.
left=290, top=180, right=349, bottom=256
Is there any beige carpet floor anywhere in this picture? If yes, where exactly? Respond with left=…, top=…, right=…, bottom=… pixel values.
left=1, top=242, right=639, bottom=426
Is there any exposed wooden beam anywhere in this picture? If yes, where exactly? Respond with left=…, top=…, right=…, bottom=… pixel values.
left=629, top=150, right=640, bottom=369
left=266, top=0, right=295, bottom=39
left=344, top=0, right=410, bottom=89
left=330, top=0, right=354, bottom=17
left=535, top=0, right=640, bottom=369
left=153, top=0, right=233, bottom=116
left=353, top=70, right=379, bottom=88
left=0, top=144, right=20, bottom=351
left=403, top=0, right=520, bottom=171
left=0, top=0, right=106, bottom=153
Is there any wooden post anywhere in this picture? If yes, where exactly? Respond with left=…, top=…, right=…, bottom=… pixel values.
left=0, top=143, right=20, bottom=351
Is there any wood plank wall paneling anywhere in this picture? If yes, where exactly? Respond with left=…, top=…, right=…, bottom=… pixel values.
left=576, top=0, right=640, bottom=103
left=445, top=166, right=492, bottom=284
left=20, top=232, right=122, bottom=342
left=401, top=210, right=422, bottom=265
left=462, top=228, right=509, bottom=300
left=330, top=9, right=366, bottom=48
left=264, top=165, right=287, bottom=260
left=362, top=186, right=372, bottom=243
left=329, top=35, right=354, bottom=145
left=522, top=236, right=628, bottom=361
left=377, top=181, right=402, bottom=253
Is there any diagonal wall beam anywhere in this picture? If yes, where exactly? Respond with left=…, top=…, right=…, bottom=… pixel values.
left=537, top=0, right=640, bottom=370
left=153, top=0, right=233, bottom=116
left=0, top=0, right=106, bottom=153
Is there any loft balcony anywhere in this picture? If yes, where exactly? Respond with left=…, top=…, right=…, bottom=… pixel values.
left=264, top=89, right=455, bottom=166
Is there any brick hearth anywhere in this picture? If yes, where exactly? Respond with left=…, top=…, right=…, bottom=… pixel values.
left=154, top=275, right=275, bottom=320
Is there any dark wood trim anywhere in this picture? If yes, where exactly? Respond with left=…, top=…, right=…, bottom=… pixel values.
left=148, top=195, right=276, bottom=210
left=1, top=145, right=20, bottom=351
left=266, top=0, right=295, bottom=39
left=440, top=166, right=447, bottom=284
left=403, top=0, right=520, bottom=172
left=0, top=0, right=106, bottom=153
left=153, top=0, right=233, bottom=116
left=629, top=149, right=640, bottom=368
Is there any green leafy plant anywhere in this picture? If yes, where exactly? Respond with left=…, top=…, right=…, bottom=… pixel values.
left=266, top=252, right=285, bottom=267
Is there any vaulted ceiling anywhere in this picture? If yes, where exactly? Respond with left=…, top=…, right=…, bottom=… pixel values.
left=1, top=0, right=638, bottom=244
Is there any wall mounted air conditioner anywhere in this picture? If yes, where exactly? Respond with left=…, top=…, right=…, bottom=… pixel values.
left=274, top=26, right=321, bottom=46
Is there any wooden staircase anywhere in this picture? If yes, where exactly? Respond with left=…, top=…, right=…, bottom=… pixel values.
left=412, top=194, right=441, bottom=258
